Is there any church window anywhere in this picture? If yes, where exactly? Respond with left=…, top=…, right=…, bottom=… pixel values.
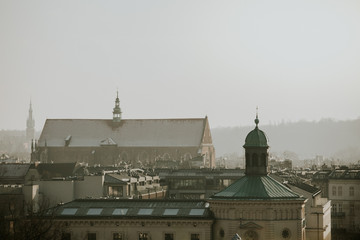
left=349, top=186, right=354, bottom=196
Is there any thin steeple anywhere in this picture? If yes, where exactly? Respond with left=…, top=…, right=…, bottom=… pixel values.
left=113, top=91, right=122, bottom=122
left=26, top=100, right=35, bottom=141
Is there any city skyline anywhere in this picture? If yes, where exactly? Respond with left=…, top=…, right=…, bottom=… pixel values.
left=1, top=1, right=359, bottom=130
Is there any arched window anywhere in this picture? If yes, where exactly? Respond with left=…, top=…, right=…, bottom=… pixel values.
left=246, top=153, right=250, bottom=167
left=252, top=153, right=258, bottom=166
left=261, top=153, right=266, bottom=166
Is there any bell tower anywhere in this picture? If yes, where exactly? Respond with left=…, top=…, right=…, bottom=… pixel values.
left=112, top=91, right=122, bottom=122
left=243, top=110, right=269, bottom=175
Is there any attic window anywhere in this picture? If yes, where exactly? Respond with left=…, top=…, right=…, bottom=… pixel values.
left=64, top=135, right=72, bottom=147
left=189, top=209, right=205, bottom=216
left=163, top=209, right=179, bottom=216
left=112, top=208, right=128, bottom=215
left=61, top=208, right=78, bottom=215
left=138, top=209, right=153, bottom=215
left=87, top=208, right=103, bottom=215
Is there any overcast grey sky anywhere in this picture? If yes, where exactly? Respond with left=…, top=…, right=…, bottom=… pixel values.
left=1, top=0, right=359, bottom=131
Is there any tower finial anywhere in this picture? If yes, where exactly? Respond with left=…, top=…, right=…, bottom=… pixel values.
left=255, top=106, right=259, bottom=127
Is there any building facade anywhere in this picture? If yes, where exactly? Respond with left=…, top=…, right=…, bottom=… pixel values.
left=209, top=115, right=307, bottom=240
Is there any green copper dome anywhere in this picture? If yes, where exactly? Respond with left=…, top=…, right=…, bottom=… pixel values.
left=243, top=115, right=268, bottom=148
left=211, top=175, right=302, bottom=200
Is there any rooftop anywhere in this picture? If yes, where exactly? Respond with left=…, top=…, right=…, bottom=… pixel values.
left=211, top=175, right=303, bottom=200
left=38, top=118, right=208, bottom=148
left=52, top=199, right=213, bottom=219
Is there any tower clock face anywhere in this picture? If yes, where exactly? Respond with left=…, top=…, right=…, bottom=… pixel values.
left=243, top=230, right=258, bottom=240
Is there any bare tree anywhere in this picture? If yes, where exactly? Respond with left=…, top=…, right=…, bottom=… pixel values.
left=0, top=197, right=67, bottom=240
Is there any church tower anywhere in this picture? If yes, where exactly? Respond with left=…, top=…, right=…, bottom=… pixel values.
left=243, top=111, right=269, bottom=175
left=112, top=91, right=122, bottom=122
left=26, top=100, right=35, bottom=141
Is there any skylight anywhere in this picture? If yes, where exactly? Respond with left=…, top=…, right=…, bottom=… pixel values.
left=163, top=209, right=179, bottom=216
left=138, top=209, right=154, bottom=215
left=87, top=208, right=103, bottom=215
left=61, top=208, right=78, bottom=215
left=112, top=208, right=128, bottom=215
left=189, top=209, right=205, bottom=216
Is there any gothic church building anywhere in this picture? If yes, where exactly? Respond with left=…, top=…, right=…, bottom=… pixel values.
left=32, top=93, right=215, bottom=168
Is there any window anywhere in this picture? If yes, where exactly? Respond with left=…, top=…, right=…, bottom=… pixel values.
left=350, top=202, right=355, bottom=215
left=87, top=208, right=103, bottom=215
left=191, top=234, right=200, bottom=240
left=338, top=186, right=342, bottom=196
left=61, top=208, right=78, bottom=215
left=332, top=204, right=337, bottom=213
left=163, top=209, right=179, bottom=216
left=332, top=186, right=336, bottom=196
left=139, top=233, right=149, bottom=240
left=112, top=208, right=128, bottom=216
left=113, top=233, right=123, bottom=240
left=109, top=186, right=123, bottom=197
left=138, top=209, right=154, bottom=215
left=189, top=209, right=205, bottom=216
left=88, top=233, right=96, bottom=240
left=349, top=186, right=354, bottom=196
left=338, top=203, right=343, bottom=212
left=165, top=233, right=174, bottom=240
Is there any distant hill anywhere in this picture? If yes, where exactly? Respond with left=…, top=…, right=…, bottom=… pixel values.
left=212, top=118, right=360, bottom=163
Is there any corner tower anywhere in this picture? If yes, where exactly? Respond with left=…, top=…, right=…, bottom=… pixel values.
left=26, top=100, right=35, bottom=141
left=112, top=91, right=122, bottom=122
left=243, top=112, right=269, bottom=175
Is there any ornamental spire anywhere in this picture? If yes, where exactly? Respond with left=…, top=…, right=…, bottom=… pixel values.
left=254, top=106, right=259, bottom=127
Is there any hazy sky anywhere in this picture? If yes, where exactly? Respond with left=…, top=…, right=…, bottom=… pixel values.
left=1, top=0, right=359, bottom=131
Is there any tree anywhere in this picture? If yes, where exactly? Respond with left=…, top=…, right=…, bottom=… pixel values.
left=0, top=197, right=67, bottom=240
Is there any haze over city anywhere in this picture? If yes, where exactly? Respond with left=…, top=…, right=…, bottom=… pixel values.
left=1, top=0, right=359, bottom=131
